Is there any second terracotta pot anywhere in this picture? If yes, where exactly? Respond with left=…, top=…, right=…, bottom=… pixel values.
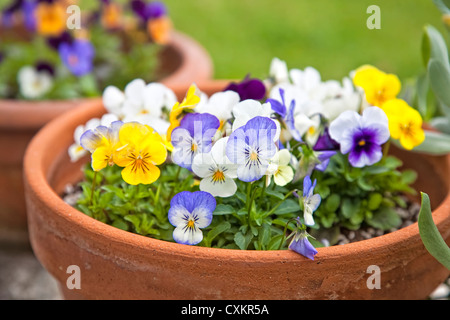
left=0, top=30, right=213, bottom=246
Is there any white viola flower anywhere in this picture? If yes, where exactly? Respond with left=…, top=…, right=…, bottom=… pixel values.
left=302, top=175, right=321, bottom=226
left=265, top=149, right=294, bottom=187
left=68, top=113, right=119, bottom=162
left=269, top=57, right=289, bottom=85
left=192, top=137, right=238, bottom=198
left=17, top=66, right=53, bottom=99
left=320, top=77, right=361, bottom=121
left=289, top=66, right=326, bottom=101
left=231, top=99, right=281, bottom=142
left=195, top=90, right=240, bottom=127
left=102, top=79, right=177, bottom=135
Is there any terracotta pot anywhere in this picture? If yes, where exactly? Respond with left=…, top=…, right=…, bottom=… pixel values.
left=24, top=80, right=450, bottom=299
left=0, top=31, right=213, bottom=246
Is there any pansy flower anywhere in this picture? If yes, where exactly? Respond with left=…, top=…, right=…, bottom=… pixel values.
left=80, top=120, right=124, bottom=172
left=35, top=1, right=66, bottom=36
left=288, top=217, right=318, bottom=260
left=171, top=113, right=220, bottom=170
left=17, top=65, right=53, bottom=99
left=59, top=39, right=95, bottom=77
left=166, top=84, right=201, bottom=141
left=168, top=191, right=216, bottom=245
left=352, top=65, right=401, bottom=107
left=225, top=75, right=266, bottom=101
left=192, top=137, right=238, bottom=198
left=265, top=149, right=294, bottom=187
left=381, top=99, right=425, bottom=150
left=114, top=122, right=167, bottom=185
left=226, top=116, right=278, bottom=182
left=302, top=175, right=321, bottom=226
left=328, top=107, right=390, bottom=168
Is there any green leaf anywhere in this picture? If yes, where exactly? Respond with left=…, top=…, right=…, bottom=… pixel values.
left=234, top=231, right=253, bottom=250
left=422, top=25, right=449, bottom=68
left=273, top=199, right=301, bottom=215
left=341, top=198, right=361, bottom=219
left=205, top=221, right=231, bottom=246
left=325, top=194, right=340, bottom=212
left=264, top=188, right=285, bottom=200
left=429, top=117, right=450, bottom=135
left=367, top=193, right=383, bottom=211
left=418, top=192, right=450, bottom=270
left=433, top=0, right=450, bottom=14
left=213, top=204, right=235, bottom=215
left=428, top=59, right=450, bottom=117
left=366, top=207, right=402, bottom=231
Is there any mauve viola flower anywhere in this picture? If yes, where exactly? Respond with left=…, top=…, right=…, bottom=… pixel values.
left=224, top=75, right=266, bottom=101
left=289, top=229, right=318, bottom=260
left=59, top=39, right=95, bottom=77
left=131, top=0, right=167, bottom=21
left=329, top=107, right=390, bottom=168
left=22, top=0, right=37, bottom=30
left=47, top=31, right=73, bottom=50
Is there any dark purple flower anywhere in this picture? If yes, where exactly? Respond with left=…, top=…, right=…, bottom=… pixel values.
left=329, top=107, right=390, bottom=168
left=224, top=75, right=266, bottom=101
left=131, top=0, right=167, bottom=21
left=313, top=127, right=339, bottom=151
left=35, top=60, right=55, bottom=77
left=59, top=39, right=95, bottom=77
left=47, top=31, right=73, bottom=50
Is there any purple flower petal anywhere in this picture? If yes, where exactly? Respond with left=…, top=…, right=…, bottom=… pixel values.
left=59, top=39, right=95, bottom=77
left=289, top=234, right=318, bottom=260
left=224, top=76, right=266, bottom=101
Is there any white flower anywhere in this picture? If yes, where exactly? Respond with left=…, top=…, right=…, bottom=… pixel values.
left=102, top=79, right=177, bottom=135
left=192, top=137, right=238, bottom=198
left=265, top=149, right=294, bottom=187
left=17, top=66, right=53, bottom=99
left=195, top=90, right=240, bottom=126
left=68, top=113, right=119, bottom=162
left=320, top=77, right=361, bottom=121
left=231, top=99, right=281, bottom=142
left=269, top=57, right=289, bottom=85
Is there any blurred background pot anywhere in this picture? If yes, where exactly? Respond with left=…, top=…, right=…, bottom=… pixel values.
left=0, top=30, right=213, bottom=247
left=23, top=80, right=450, bottom=299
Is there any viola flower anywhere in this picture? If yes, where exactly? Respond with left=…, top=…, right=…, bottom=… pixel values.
left=101, top=1, right=122, bottom=30
left=194, top=90, right=240, bottom=131
left=168, top=191, right=216, bottom=245
left=114, top=122, right=168, bottom=185
left=329, top=107, right=390, bottom=168
left=225, top=75, right=266, bottom=101
left=35, top=1, right=66, bottom=36
left=171, top=113, right=220, bottom=170
left=147, top=15, right=172, bottom=45
left=59, top=39, right=95, bottom=77
left=103, top=79, right=177, bottom=135
left=17, top=65, right=53, bottom=99
left=131, top=0, right=167, bottom=21
left=265, top=149, right=294, bottom=187
left=22, top=0, right=37, bottom=31
left=80, top=120, right=124, bottom=172
left=226, top=116, right=278, bottom=182
left=352, top=65, right=401, bottom=107
left=69, top=114, right=119, bottom=162
left=288, top=218, right=318, bottom=260
left=192, top=137, right=238, bottom=198
left=268, top=57, right=289, bottom=86
left=166, top=84, right=201, bottom=141
left=381, top=99, right=425, bottom=150
left=302, top=175, right=321, bottom=226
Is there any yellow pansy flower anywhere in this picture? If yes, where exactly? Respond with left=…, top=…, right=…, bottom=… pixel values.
left=382, top=99, right=425, bottom=150
left=35, top=2, right=66, bottom=37
left=353, top=65, right=401, bottom=107
left=166, top=84, right=201, bottom=142
left=115, top=122, right=167, bottom=185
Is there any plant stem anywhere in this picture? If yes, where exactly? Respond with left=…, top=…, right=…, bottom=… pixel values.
left=90, top=171, right=98, bottom=207
left=264, top=189, right=298, bottom=218
left=247, top=185, right=259, bottom=225
left=278, top=217, right=297, bottom=250
left=383, top=139, right=391, bottom=157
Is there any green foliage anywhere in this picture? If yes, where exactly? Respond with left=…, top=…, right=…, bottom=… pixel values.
left=0, top=24, right=161, bottom=100
left=312, top=153, right=416, bottom=242
left=418, top=192, right=450, bottom=270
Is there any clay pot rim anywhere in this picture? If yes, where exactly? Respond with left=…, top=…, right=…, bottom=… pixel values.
left=0, top=30, right=213, bottom=130
left=24, top=81, right=450, bottom=263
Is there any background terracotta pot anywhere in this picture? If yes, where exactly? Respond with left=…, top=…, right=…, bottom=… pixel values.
left=0, top=30, right=213, bottom=247
left=24, top=80, right=450, bottom=299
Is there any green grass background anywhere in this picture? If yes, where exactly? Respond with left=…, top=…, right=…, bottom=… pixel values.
left=163, top=0, right=445, bottom=82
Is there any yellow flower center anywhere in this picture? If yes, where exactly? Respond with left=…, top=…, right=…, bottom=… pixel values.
left=358, top=139, right=366, bottom=146
left=191, top=142, right=198, bottom=152
left=308, top=126, right=315, bottom=135
left=250, top=151, right=259, bottom=161
left=129, top=152, right=151, bottom=174
left=212, top=170, right=226, bottom=183
left=187, top=219, right=195, bottom=229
